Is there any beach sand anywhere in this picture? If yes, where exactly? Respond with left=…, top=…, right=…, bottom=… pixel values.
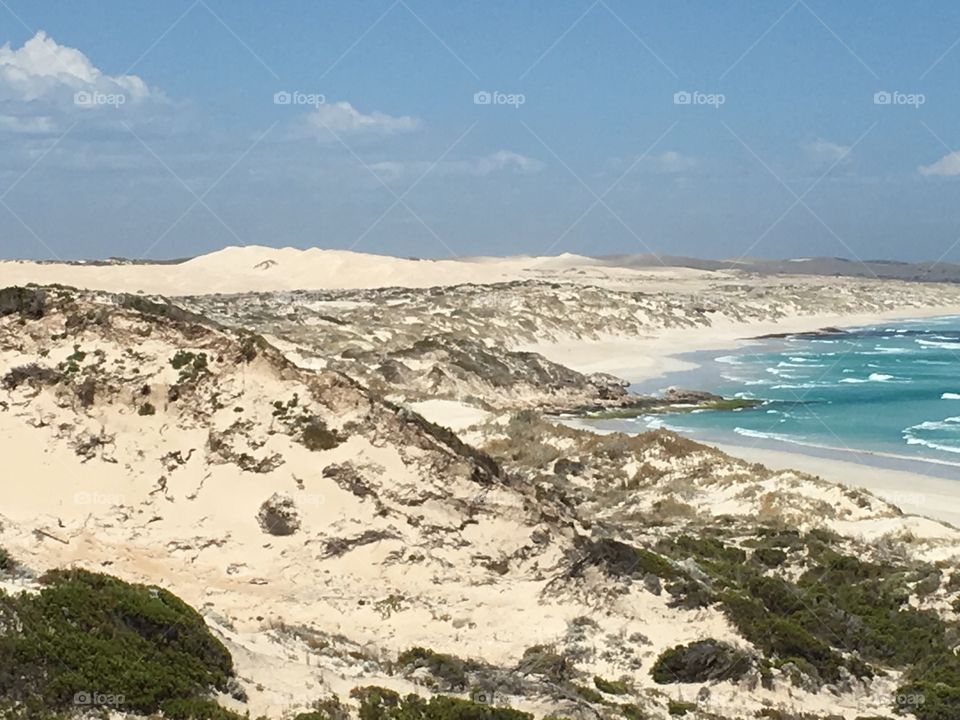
left=527, top=306, right=960, bottom=383
left=713, top=442, right=960, bottom=528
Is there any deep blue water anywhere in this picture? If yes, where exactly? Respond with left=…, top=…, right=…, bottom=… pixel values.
left=605, top=316, right=960, bottom=473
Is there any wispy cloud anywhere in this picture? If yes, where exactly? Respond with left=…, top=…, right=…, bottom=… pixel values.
left=370, top=150, right=544, bottom=181
left=655, top=150, right=696, bottom=173
left=300, top=101, right=419, bottom=139
left=806, top=137, right=852, bottom=163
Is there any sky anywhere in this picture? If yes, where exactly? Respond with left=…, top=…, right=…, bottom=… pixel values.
left=1, top=1, right=960, bottom=262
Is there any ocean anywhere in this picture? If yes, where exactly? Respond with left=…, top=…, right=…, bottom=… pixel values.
left=592, top=315, right=960, bottom=478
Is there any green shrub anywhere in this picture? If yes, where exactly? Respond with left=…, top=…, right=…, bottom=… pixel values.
left=138, top=402, right=157, bottom=416
left=293, top=694, right=349, bottom=720
left=896, top=681, right=960, bottom=720
left=593, top=675, right=629, bottom=694
left=0, top=569, right=235, bottom=716
left=651, top=640, right=751, bottom=684
left=170, top=351, right=209, bottom=383
left=517, top=645, right=571, bottom=683
left=581, top=538, right=677, bottom=579
left=571, top=683, right=603, bottom=704
left=617, top=704, right=647, bottom=720
left=159, top=697, right=246, bottom=719
left=350, top=686, right=531, bottom=720
left=397, top=648, right=469, bottom=691
left=753, top=547, right=787, bottom=567
left=657, top=535, right=746, bottom=565
left=302, top=419, right=342, bottom=451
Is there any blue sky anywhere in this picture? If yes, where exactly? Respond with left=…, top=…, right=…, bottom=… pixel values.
left=2, top=1, right=960, bottom=261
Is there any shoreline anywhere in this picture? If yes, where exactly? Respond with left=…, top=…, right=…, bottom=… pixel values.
left=539, top=305, right=960, bottom=527
left=528, top=304, right=960, bottom=384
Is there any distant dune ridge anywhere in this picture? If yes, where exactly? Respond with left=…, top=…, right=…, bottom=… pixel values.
left=0, top=245, right=721, bottom=294
left=5, top=245, right=960, bottom=296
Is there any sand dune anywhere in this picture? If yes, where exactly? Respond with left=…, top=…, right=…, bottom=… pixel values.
left=0, top=245, right=709, bottom=295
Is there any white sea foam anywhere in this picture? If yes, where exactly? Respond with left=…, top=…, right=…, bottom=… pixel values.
left=917, top=338, right=960, bottom=349
left=839, top=373, right=899, bottom=383
left=943, top=393, right=960, bottom=400
left=903, top=416, right=960, bottom=454
left=733, top=427, right=803, bottom=443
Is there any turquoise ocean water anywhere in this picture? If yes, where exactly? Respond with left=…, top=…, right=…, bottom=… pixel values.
left=594, top=316, right=960, bottom=477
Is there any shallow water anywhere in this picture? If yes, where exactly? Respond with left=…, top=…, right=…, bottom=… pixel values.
left=598, top=315, right=960, bottom=477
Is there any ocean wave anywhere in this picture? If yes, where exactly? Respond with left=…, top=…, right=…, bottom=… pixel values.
left=839, top=373, right=900, bottom=384
left=714, top=355, right=742, bottom=365
left=903, top=416, right=960, bottom=454
left=943, top=393, right=960, bottom=400
left=787, top=356, right=826, bottom=365
left=771, top=382, right=836, bottom=390
left=766, top=367, right=801, bottom=378
left=903, top=437, right=960, bottom=454
left=733, top=427, right=799, bottom=442
left=916, top=338, right=960, bottom=349
left=860, top=347, right=911, bottom=355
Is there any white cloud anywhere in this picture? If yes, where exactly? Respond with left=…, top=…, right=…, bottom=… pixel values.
left=655, top=151, right=696, bottom=173
left=603, top=151, right=697, bottom=176
left=370, top=150, right=544, bottom=181
left=807, top=138, right=851, bottom=163
left=306, top=101, right=419, bottom=137
left=0, top=31, right=153, bottom=103
left=919, top=152, right=960, bottom=177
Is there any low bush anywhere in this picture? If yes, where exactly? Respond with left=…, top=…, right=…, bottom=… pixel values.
left=350, top=686, right=531, bottom=720
left=580, top=538, right=677, bottom=580
left=651, top=640, right=752, bottom=684
left=752, top=547, right=787, bottom=567
left=593, top=676, right=629, bottom=694
left=301, top=419, right=342, bottom=451
left=397, top=648, right=469, bottom=691
left=0, top=569, right=235, bottom=717
left=517, top=645, right=572, bottom=683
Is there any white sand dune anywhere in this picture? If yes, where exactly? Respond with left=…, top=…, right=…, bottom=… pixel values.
left=0, top=245, right=708, bottom=295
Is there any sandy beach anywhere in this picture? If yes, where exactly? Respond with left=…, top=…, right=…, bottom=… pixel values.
left=527, top=305, right=960, bottom=383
